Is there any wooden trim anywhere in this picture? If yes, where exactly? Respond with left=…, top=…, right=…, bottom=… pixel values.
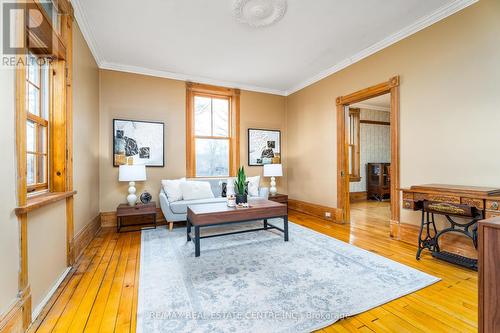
left=389, top=84, right=401, bottom=238
left=61, top=14, right=74, bottom=266
left=336, top=76, right=399, bottom=106
left=0, top=298, right=23, bottom=333
left=350, top=191, right=367, bottom=202
left=15, top=33, right=31, bottom=330
left=186, top=82, right=240, bottom=177
left=399, top=222, right=476, bottom=259
left=72, top=215, right=101, bottom=262
left=50, top=61, right=67, bottom=192
left=15, top=191, right=76, bottom=215
left=100, top=208, right=166, bottom=228
left=288, top=199, right=342, bottom=223
left=360, top=120, right=390, bottom=126
left=336, top=76, right=400, bottom=231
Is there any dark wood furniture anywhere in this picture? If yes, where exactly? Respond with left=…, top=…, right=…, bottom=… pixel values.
left=367, top=163, right=391, bottom=201
left=116, top=202, right=157, bottom=233
left=478, top=217, right=500, bottom=333
left=268, top=193, right=288, bottom=206
left=401, top=184, right=500, bottom=270
left=186, top=198, right=288, bottom=257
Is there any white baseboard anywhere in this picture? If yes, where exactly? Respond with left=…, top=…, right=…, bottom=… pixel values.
left=31, top=267, right=71, bottom=321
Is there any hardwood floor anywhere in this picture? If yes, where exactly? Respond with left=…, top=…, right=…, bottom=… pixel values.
left=33, top=202, right=477, bottom=332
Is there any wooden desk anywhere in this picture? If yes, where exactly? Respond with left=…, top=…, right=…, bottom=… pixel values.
left=401, top=184, right=500, bottom=270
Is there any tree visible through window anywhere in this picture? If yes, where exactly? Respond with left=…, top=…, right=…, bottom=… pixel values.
left=26, top=54, right=50, bottom=193
left=194, top=95, right=230, bottom=177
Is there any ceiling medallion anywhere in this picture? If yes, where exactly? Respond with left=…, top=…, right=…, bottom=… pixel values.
left=233, top=0, right=287, bottom=28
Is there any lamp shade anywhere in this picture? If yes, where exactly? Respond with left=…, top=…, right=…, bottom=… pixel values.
left=119, top=165, right=147, bottom=182
left=263, top=164, right=283, bottom=177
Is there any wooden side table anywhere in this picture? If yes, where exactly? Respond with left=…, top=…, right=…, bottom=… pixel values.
left=116, top=202, right=157, bottom=233
left=268, top=193, right=288, bottom=206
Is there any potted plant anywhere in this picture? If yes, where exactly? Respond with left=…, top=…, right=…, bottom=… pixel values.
left=234, top=166, right=248, bottom=204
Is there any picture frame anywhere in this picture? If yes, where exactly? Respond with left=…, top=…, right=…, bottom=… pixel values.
left=248, top=128, right=281, bottom=166
left=113, top=119, right=165, bottom=167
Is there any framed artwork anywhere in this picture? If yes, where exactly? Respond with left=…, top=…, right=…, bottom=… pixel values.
left=113, top=119, right=165, bottom=167
left=248, top=128, right=281, bottom=166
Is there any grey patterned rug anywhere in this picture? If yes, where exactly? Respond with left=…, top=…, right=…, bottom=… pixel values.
left=137, top=220, right=439, bottom=333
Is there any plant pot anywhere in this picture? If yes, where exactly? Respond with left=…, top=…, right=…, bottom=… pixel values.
left=235, top=194, right=247, bottom=204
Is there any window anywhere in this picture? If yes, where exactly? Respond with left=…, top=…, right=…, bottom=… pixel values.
left=348, top=108, right=361, bottom=182
left=26, top=54, right=50, bottom=193
left=186, top=83, right=240, bottom=178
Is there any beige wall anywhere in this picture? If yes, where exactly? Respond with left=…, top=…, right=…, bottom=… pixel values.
left=73, top=22, right=101, bottom=234
left=99, top=70, right=287, bottom=212
left=27, top=201, right=68, bottom=312
left=0, top=67, right=20, bottom=315
left=286, top=0, right=500, bottom=226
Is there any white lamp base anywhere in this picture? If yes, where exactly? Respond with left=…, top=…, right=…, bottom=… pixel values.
left=127, top=181, right=137, bottom=206
left=269, top=176, right=277, bottom=196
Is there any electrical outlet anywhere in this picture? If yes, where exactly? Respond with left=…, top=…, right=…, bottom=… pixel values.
left=325, top=211, right=332, bottom=218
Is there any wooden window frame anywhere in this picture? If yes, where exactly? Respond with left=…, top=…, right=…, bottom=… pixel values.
left=186, top=82, right=240, bottom=178
left=26, top=55, right=50, bottom=194
left=348, top=108, right=361, bottom=182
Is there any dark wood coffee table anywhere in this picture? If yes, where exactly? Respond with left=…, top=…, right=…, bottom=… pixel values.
left=186, top=198, right=288, bottom=257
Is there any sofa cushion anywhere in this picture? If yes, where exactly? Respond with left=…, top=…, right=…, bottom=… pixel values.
left=247, top=176, right=260, bottom=197
left=161, top=178, right=186, bottom=203
left=181, top=181, right=215, bottom=201
left=169, top=197, right=227, bottom=214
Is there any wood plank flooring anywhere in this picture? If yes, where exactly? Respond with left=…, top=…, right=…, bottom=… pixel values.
left=33, top=201, right=477, bottom=332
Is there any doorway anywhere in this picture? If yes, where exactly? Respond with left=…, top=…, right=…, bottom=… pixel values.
left=336, top=76, right=400, bottom=238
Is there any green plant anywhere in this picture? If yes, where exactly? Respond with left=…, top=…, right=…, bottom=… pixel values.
left=234, top=166, right=247, bottom=195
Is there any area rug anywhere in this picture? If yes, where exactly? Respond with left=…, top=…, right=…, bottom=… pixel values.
left=137, top=220, right=439, bottom=333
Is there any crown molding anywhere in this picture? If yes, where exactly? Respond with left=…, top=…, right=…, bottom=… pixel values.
left=99, top=61, right=287, bottom=96
left=71, top=0, right=477, bottom=97
left=284, top=0, right=478, bottom=95
left=351, top=103, right=390, bottom=112
left=70, top=0, right=103, bottom=66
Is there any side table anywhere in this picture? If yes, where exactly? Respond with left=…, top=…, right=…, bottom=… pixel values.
left=116, top=202, right=157, bottom=232
left=268, top=193, right=288, bottom=207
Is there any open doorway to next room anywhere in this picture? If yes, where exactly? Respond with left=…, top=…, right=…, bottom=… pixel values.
left=348, top=93, right=391, bottom=225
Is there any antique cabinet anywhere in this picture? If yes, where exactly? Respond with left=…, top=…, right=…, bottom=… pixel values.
left=366, top=163, right=391, bottom=201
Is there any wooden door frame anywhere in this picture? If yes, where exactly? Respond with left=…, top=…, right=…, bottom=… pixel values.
left=336, top=76, right=401, bottom=238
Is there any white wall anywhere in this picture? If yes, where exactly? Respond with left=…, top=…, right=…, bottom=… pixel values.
left=350, top=109, right=390, bottom=193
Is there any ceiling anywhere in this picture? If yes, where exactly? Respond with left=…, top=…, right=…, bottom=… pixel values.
left=71, top=0, right=476, bottom=96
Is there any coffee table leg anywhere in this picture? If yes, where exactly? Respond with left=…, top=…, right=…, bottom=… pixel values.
left=187, top=218, right=191, bottom=241
left=284, top=215, right=289, bottom=241
left=263, top=219, right=268, bottom=230
left=195, top=226, right=200, bottom=257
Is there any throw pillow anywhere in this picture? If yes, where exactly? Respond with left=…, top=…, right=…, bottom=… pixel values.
left=247, top=176, right=260, bottom=197
left=226, top=177, right=236, bottom=196
left=161, top=178, right=186, bottom=203
left=180, top=181, right=215, bottom=201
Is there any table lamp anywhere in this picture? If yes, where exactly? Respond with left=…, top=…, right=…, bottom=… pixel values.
left=119, top=165, right=147, bottom=206
left=263, top=164, right=282, bottom=196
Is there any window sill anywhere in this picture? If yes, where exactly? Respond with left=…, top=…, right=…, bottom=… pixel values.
left=350, top=177, right=362, bottom=183
left=15, top=191, right=77, bottom=216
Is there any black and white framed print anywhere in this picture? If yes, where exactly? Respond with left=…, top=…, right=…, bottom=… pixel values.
left=113, top=119, right=164, bottom=167
left=248, top=128, right=281, bottom=166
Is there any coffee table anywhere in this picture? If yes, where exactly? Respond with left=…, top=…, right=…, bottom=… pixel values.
left=186, top=198, right=288, bottom=257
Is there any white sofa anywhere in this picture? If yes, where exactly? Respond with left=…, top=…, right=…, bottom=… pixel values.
left=159, top=178, right=269, bottom=230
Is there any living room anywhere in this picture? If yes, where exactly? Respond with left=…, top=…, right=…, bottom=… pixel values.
left=1, top=0, right=499, bottom=332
